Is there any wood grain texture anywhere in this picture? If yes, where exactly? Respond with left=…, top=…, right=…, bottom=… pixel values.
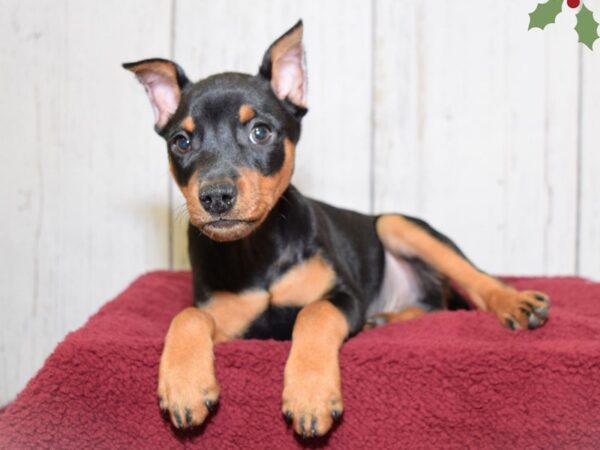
left=0, top=0, right=173, bottom=404
left=170, top=0, right=373, bottom=268
left=373, top=0, right=579, bottom=275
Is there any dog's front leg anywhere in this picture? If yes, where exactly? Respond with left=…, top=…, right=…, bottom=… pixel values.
left=158, top=291, right=269, bottom=429
left=282, top=299, right=349, bottom=438
left=157, top=307, right=219, bottom=429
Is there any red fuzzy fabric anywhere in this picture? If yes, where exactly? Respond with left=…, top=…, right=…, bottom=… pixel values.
left=1, top=272, right=600, bottom=449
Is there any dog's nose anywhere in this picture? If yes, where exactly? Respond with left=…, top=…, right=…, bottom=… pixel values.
left=199, top=182, right=237, bottom=215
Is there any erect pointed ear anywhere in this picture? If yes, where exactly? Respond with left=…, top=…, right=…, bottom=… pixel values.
left=122, top=58, right=189, bottom=131
left=259, top=20, right=307, bottom=109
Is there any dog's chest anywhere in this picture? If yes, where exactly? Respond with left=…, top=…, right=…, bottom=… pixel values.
left=267, top=254, right=335, bottom=307
left=238, top=255, right=336, bottom=340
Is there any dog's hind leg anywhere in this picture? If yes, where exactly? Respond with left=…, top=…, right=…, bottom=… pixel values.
left=364, top=306, right=428, bottom=330
left=375, top=214, right=550, bottom=330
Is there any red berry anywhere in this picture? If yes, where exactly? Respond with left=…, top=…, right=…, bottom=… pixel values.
left=567, top=0, right=580, bottom=8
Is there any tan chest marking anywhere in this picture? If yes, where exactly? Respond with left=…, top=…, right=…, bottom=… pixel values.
left=203, top=290, right=270, bottom=342
left=201, top=256, right=335, bottom=340
left=269, top=255, right=336, bottom=307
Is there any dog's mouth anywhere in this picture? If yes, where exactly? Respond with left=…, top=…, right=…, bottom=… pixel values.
left=203, top=219, right=255, bottom=229
left=200, top=217, right=262, bottom=241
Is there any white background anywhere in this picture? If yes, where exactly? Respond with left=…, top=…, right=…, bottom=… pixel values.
left=1, top=0, right=599, bottom=404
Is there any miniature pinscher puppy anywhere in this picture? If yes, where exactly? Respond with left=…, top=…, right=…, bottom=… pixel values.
left=123, top=21, right=550, bottom=438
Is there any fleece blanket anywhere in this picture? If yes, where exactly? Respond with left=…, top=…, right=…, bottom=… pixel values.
left=1, top=272, right=600, bottom=449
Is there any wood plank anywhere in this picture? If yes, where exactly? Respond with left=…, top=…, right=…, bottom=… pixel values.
left=0, top=0, right=173, bottom=404
left=170, top=0, right=374, bottom=268
left=373, top=0, right=579, bottom=275
left=578, top=0, right=600, bottom=280
left=504, top=0, right=579, bottom=275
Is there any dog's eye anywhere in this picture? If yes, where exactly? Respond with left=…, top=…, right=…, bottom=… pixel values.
left=249, top=124, right=272, bottom=145
left=170, top=134, right=191, bottom=153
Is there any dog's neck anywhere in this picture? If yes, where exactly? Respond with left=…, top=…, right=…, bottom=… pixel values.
left=188, top=184, right=314, bottom=297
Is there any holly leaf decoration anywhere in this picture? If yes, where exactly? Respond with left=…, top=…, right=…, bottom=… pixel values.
left=528, top=0, right=564, bottom=30
left=575, top=4, right=600, bottom=50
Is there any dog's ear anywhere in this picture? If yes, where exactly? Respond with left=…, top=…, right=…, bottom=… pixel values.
left=259, top=20, right=307, bottom=109
left=123, top=58, right=189, bottom=131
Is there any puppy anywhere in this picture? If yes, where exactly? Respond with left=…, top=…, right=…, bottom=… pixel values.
left=124, top=20, right=550, bottom=438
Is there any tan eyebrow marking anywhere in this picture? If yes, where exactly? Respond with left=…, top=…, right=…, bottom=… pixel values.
left=239, top=104, right=256, bottom=124
left=181, top=116, right=195, bottom=132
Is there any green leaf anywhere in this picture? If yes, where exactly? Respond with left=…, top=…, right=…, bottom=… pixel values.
left=575, top=4, right=600, bottom=50
left=528, top=0, right=564, bottom=30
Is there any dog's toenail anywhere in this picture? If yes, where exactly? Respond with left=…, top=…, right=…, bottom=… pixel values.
left=173, top=408, right=183, bottom=428
left=534, top=306, right=548, bottom=320
left=184, top=408, right=192, bottom=425
left=310, top=416, right=317, bottom=437
left=205, top=399, right=216, bottom=412
left=528, top=314, right=541, bottom=329
left=367, top=315, right=387, bottom=327
left=331, top=410, right=341, bottom=421
left=505, top=318, right=517, bottom=330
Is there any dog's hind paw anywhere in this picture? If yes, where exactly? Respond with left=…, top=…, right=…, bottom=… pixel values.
left=487, top=289, right=550, bottom=330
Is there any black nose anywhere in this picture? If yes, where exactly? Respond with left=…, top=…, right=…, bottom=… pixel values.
left=199, top=183, right=237, bottom=215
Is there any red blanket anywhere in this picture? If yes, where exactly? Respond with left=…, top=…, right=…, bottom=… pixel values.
left=1, top=272, right=599, bottom=449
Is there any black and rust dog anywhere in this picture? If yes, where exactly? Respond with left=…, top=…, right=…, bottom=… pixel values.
left=124, top=21, right=550, bottom=438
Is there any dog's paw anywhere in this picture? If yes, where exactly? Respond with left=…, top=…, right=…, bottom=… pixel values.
left=487, top=288, right=550, bottom=330
left=157, top=308, right=220, bottom=429
left=282, top=363, right=343, bottom=438
left=157, top=350, right=219, bottom=429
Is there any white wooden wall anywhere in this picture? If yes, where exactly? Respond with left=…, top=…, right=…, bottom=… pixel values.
left=1, top=0, right=598, bottom=404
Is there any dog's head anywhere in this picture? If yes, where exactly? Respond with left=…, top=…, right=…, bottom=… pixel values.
left=124, top=21, right=307, bottom=242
